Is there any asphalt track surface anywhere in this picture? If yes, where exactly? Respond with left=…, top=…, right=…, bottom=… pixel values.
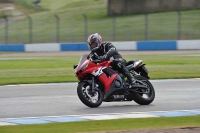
left=0, top=79, right=200, bottom=119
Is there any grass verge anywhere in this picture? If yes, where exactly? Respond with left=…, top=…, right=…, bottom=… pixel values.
left=0, top=115, right=200, bottom=133
left=0, top=52, right=200, bottom=86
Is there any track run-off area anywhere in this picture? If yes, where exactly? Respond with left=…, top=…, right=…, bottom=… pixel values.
left=0, top=78, right=200, bottom=125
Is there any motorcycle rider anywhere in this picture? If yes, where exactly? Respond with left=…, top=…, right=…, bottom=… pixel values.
left=87, top=33, right=136, bottom=88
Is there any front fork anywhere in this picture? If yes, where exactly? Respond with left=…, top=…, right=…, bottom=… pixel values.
left=91, top=76, right=95, bottom=90
left=79, top=76, right=98, bottom=92
left=89, top=76, right=99, bottom=93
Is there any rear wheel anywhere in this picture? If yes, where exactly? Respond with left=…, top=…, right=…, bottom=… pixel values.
left=131, top=75, right=155, bottom=105
left=77, top=81, right=104, bottom=108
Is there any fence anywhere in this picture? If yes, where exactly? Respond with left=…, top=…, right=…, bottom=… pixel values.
left=0, top=9, right=199, bottom=44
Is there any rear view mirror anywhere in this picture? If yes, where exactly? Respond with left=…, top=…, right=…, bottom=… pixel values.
left=73, top=64, right=78, bottom=69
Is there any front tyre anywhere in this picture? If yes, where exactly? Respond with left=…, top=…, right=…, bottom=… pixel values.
left=131, top=75, right=155, bottom=105
left=77, top=81, right=104, bottom=108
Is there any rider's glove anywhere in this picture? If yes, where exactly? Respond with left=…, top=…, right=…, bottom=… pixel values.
left=98, top=54, right=107, bottom=61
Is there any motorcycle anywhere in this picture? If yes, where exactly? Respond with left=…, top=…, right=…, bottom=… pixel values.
left=73, top=48, right=155, bottom=108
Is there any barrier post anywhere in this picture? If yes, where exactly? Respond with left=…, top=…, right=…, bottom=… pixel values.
left=112, top=15, right=116, bottom=41
left=3, top=16, right=8, bottom=44
left=54, top=14, right=60, bottom=43
left=177, top=10, right=181, bottom=40
left=26, top=15, right=32, bottom=43
left=145, top=13, right=149, bottom=40
left=82, top=14, right=88, bottom=41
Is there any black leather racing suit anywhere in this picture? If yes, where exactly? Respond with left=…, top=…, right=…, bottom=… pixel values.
left=92, top=42, right=134, bottom=85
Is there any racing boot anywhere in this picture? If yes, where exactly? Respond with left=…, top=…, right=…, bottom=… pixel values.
left=121, top=64, right=148, bottom=90
left=129, top=77, right=137, bottom=88
left=121, top=64, right=136, bottom=88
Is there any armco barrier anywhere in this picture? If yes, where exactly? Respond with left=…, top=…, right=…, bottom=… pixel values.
left=0, top=44, right=25, bottom=52
left=177, top=40, right=200, bottom=50
left=0, top=40, right=199, bottom=52
left=137, top=41, right=177, bottom=50
left=25, top=43, right=60, bottom=52
left=60, top=43, right=88, bottom=51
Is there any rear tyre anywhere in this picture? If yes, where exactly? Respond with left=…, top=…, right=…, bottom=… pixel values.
left=131, top=75, right=155, bottom=105
left=77, top=81, right=104, bottom=108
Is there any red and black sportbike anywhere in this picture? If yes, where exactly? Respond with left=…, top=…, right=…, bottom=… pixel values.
left=74, top=48, right=155, bottom=108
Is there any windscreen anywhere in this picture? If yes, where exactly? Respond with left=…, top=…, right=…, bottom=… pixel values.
left=76, top=54, right=89, bottom=68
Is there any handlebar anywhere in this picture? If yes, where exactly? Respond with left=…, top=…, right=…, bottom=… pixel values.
left=88, top=53, right=101, bottom=63
left=92, top=59, right=102, bottom=64
left=88, top=52, right=109, bottom=64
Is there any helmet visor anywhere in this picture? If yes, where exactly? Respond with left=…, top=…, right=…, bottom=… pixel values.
left=88, top=42, right=98, bottom=50
left=90, top=43, right=98, bottom=49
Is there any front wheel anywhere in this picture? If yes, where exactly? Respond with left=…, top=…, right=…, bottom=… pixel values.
left=77, top=81, right=104, bottom=108
left=131, top=75, right=155, bottom=105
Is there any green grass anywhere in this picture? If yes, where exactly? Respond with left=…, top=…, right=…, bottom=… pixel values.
left=0, top=115, right=200, bottom=133
left=125, top=54, right=200, bottom=79
left=14, top=0, right=46, bottom=13
left=0, top=0, right=199, bottom=43
left=40, top=0, right=78, bottom=10
left=0, top=53, right=200, bottom=86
